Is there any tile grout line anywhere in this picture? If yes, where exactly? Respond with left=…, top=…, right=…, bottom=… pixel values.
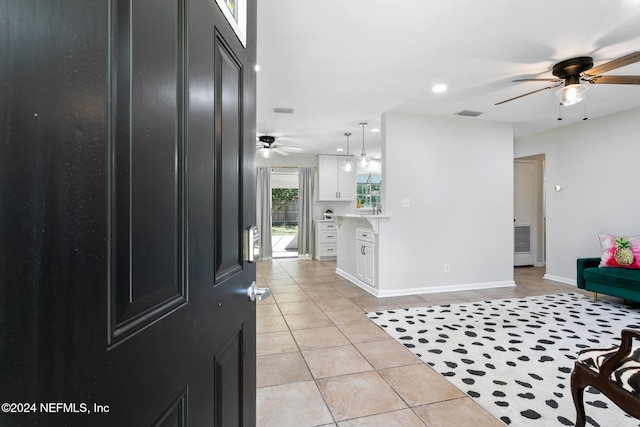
left=257, top=262, right=572, bottom=425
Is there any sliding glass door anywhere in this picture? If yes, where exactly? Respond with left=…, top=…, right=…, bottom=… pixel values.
left=271, top=168, right=299, bottom=258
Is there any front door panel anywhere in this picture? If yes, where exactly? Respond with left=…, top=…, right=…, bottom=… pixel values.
left=111, top=0, right=187, bottom=344
left=0, top=0, right=257, bottom=425
left=215, top=38, right=243, bottom=281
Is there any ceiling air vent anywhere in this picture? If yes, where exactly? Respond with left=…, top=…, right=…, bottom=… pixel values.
left=273, top=107, right=295, bottom=114
left=455, top=109, right=483, bottom=117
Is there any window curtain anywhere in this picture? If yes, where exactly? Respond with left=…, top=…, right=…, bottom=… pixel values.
left=256, top=167, right=272, bottom=260
left=298, top=167, right=314, bottom=258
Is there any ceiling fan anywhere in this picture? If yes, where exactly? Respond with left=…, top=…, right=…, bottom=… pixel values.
left=256, top=135, right=302, bottom=158
left=495, top=52, right=640, bottom=106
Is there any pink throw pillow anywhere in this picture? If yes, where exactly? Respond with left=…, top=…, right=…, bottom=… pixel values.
left=598, top=233, right=640, bottom=269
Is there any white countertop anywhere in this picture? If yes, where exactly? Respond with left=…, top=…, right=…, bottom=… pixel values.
left=333, top=214, right=390, bottom=233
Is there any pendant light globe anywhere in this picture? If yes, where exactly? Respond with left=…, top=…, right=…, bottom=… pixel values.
left=342, top=132, right=353, bottom=172
left=357, top=153, right=370, bottom=168
left=357, top=122, right=370, bottom=168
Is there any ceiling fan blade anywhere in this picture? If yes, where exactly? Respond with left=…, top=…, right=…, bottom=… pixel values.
left=495, top=83, right=563, bottom=106
left=279, top=146, right=302, bottom=153
left=272, top=148, right=290, bottom=156
left=272, top=140, right=300, bottom=147
left=583, top=75, right=640, bottom=85
left=584, top=52, right=640, bottom=77
left=513, top=78, right=562, bottom=82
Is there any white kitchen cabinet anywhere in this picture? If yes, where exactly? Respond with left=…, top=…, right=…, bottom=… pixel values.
left=314, top=219, right=338, bottom=260
left=355, top=228, right=375, bottom=286
left=317, top=155, right=356, bottom=201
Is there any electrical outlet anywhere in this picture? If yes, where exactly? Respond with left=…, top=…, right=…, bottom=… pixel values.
left=444, top=263, right=450, bottom=273
left=401, top=198, right=411, bottom=208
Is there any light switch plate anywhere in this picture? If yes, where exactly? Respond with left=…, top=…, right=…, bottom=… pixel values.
left=401, top=198, right=410, bottom=208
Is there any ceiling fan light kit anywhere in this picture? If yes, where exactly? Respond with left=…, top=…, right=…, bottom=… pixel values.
left=259, top=147, right=272, bottom=158
left=258, top=135, right=275, bottom=158
left=553, top=57, right=591, bottom=106
left=556, top=83, right=588, bottom=106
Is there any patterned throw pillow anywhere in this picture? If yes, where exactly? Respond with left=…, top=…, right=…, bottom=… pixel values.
left=598, top=233, right=640, bottom=269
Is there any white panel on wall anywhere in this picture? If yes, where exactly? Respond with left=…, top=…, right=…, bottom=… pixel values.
left=378, top=112, right=514, bottom=293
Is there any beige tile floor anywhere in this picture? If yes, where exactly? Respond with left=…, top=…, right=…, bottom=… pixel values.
left=255, top=259, right=595, bottom=427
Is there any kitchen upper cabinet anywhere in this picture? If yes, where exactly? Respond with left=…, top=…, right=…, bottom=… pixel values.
left=317, top=155, right=356, bottom=201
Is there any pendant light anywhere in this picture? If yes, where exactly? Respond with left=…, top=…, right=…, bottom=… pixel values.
left=342, top=132, right=353, bottom=172
left=357, top=122, right=370, bottom=168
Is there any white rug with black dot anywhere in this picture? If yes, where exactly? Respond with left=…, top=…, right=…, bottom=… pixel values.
left=367, top=293, right=640, bottom=426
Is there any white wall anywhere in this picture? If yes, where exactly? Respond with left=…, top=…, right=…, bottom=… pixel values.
left=515, top=107, right=640, bottom=284
left=377, top=112, right=515, bottom=295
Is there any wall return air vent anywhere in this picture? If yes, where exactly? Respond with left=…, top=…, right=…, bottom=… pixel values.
left=514, top=225, right=531, bottom=253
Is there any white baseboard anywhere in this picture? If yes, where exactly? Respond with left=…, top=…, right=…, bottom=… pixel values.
left=335, top=268, right=378, bottom=297
left=335, top=268, right=516, bottom=298
left=314, top=255, right=336, bottom=261
left=542, top=274, right=576, bottom=286
left=375, top=280, right=516, bottom=298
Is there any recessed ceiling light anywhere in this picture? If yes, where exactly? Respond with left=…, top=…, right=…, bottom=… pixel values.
left=370, top=128, right=380, bottom=133
left=432, top=84, right=447, bottom=93
left=254, top=64, right=261, bottom=72
left=336, top=148, right=344, bottom=152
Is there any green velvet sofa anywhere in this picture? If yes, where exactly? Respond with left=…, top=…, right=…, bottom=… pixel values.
left=577, top=257, right=640, bottom=303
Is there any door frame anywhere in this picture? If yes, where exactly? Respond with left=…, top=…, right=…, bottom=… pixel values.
left=514, top=155, right=546, bottom=267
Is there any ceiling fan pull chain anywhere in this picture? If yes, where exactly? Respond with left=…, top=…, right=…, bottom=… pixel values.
left=557, top=103, right=563, bottom=121
left=583, top=100, right=589, bottom=121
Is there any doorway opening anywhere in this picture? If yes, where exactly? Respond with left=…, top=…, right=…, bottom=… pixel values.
left=271, top=168, right=299, bottom=258
left=514, top=154, right=546, bottom=267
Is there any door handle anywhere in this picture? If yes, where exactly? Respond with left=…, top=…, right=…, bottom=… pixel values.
left=247, top=281, right=271, bottom=302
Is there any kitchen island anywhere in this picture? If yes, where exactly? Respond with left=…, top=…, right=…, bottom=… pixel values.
left=333, top=214, right=390, bottom=295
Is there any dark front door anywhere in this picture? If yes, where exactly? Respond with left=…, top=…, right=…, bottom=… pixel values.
left=1, top=0, right=257, bottom=425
